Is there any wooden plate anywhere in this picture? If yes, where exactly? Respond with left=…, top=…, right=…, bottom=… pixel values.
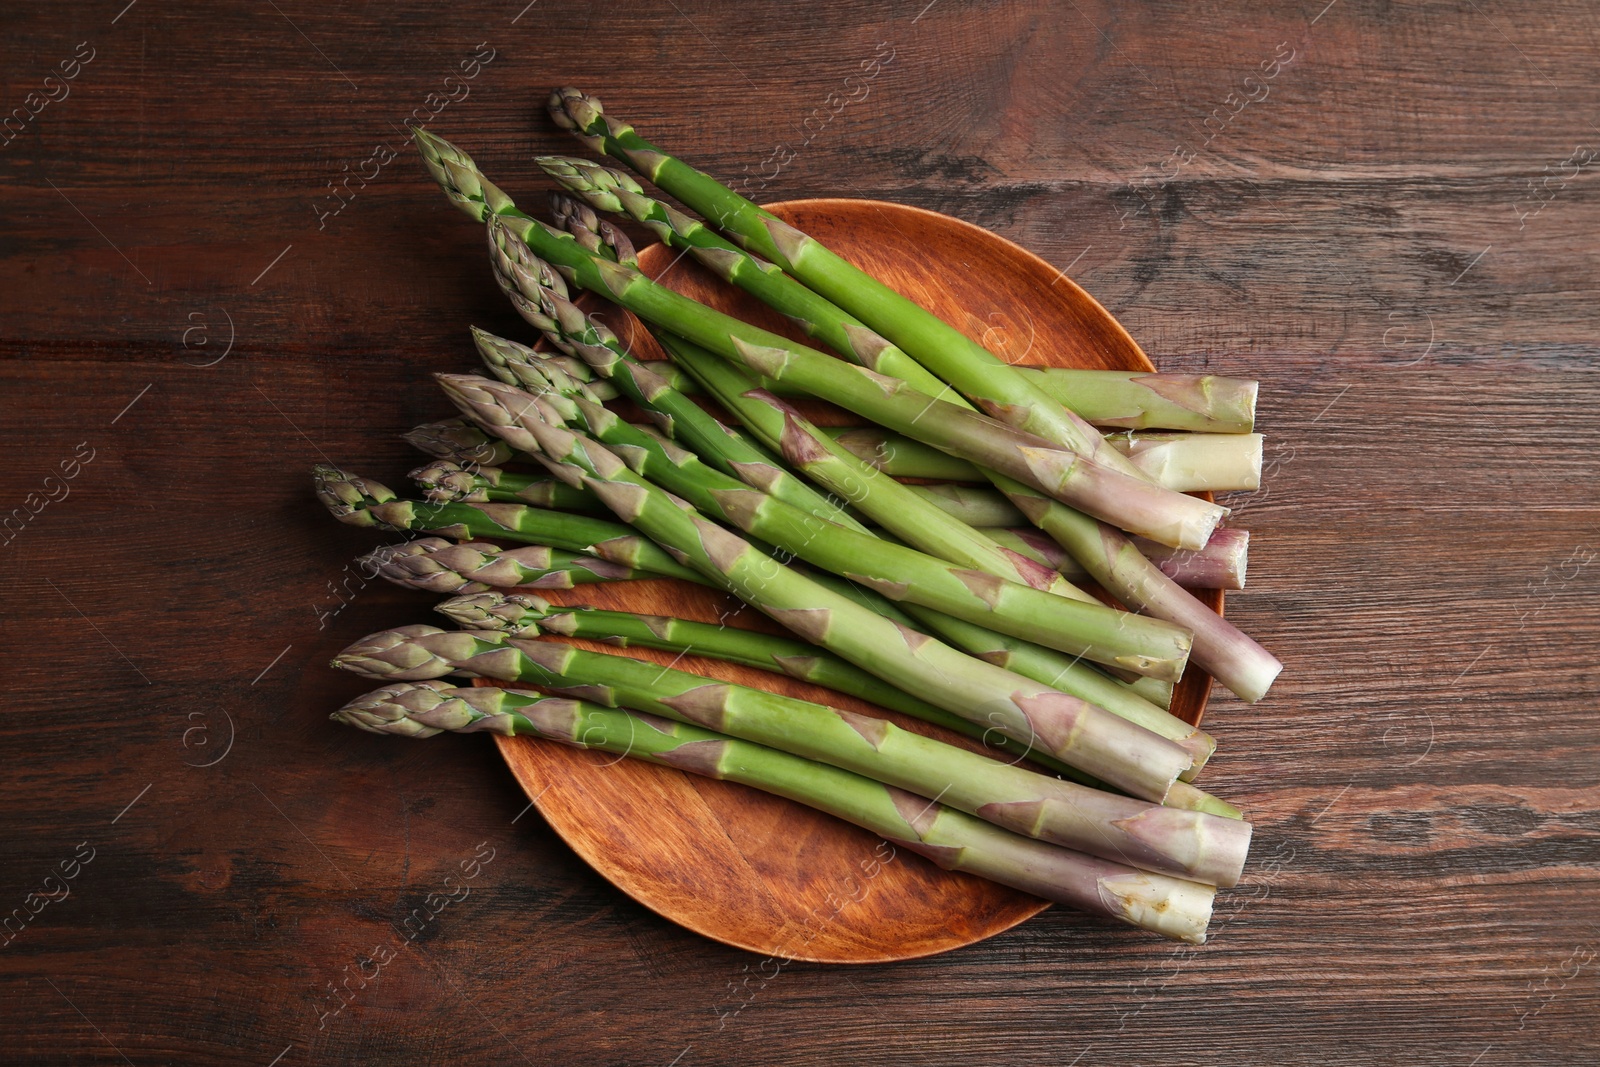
left=485, top=199, right=1222, bottom=962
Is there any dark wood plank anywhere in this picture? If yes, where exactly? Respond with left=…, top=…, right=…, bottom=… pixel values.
left=2, top=0, right=1598, bottom=1064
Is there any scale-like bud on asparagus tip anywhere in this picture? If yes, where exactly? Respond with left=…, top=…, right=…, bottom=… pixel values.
left=538, top=155, right=648, bottom=210
left=546, top=87, right=608, bottom=151
left=435, top=591, right=551, bottom=635
left=549, top=191, right=640, bottom=268
left=332, top=624, right=462, bottom=680
left=332, top=680, right=525, bottom=737
left=313, top=465, right=399, bottom=527
left=410, top=459, right=490, bottom=502
left=402, top=418, right=514, bottom=466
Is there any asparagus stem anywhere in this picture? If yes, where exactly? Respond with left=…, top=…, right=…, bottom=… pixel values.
left=830, top=426, right=1266, bottom=493
left=539, top=155, right=979, bottom=390
left=313, top=464, right=708, bottom=584
left=412, top=126, right=1225, bottom=550
left=335, top=681, right=1218, bottom=943
left=907, top=483, right=1030, bottom=528
left=1018, top=368, right=1258, bottom=433
left=550, top=359, right=1262, bottom=435
left=542, top=92, right=1171, bottom=485
left=982, top=525, right=1251, bottom=592
left=360, top=537, right=655, bottom=593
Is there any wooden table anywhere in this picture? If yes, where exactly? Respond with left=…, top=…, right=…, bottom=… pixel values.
left=3, top=2, right=1597, bottom=1063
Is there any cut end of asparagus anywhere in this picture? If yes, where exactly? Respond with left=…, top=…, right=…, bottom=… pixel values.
left=1098, top=871, right=1216, bottom=945
left=436, top=591, right=552, bottom=636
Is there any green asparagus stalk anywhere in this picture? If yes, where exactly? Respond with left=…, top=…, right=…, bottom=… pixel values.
left=829, top=426, right=1266, bottom=493
left=984, top=525, right=1251, bottom=592
left=412, top=126, right=1224, bottom=550
left=441, top=370, right=1192, bottom=681
left=313, top=464, right=707, bottom=584
left=542, top=359, right=1260, bottom=435
left=335, top=628, right=1248, bottom=885
left=335, top=681, right=1217, bottom=942
left=410, top=459, right=603, bottom=510
left=907, top=483, right=1030, bottom=528
left=360, top=537, right=655, bottom=593
left=1018, top=368, right=1258, bottom=433
left=434, top=391, right=1196, bottom=800
left=542, top=95, right=1169, bottom=480
left=404, top=418, right=516, bottom=466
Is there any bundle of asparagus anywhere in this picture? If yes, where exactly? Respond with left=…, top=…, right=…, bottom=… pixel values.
left=316, top=89, right=1282, bottom=946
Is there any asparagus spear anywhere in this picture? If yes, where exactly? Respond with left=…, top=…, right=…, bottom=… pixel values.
left=441, top=371, right=1192, bottom=681
left=531, top=359, right=1261, bottom=436
left=361, top=537, right=655, bottom=593
left=1018, top=368, right=1258, bottom=433
left=436, top=591, right=1241, bottom=821
left=829, top=426, right=1266, bottom=493
left=436, top=389, right=1196, bottom=800
left=983, top=525, right=1251, bottom=592
left=410, top=459, right=603, bottom=510
left=506, top=316, right=1199, bottom=745
left=403, top=418, right=516, bottom=466
left=336, top=628, right=1247, bottom=885
left=313, top=464, right=707, bottom=584
left=335, top=681, right=1217, bottom=943
left=542, top=94, right=1170, bottom=482
left=412, top=127, right=1224, bottom=550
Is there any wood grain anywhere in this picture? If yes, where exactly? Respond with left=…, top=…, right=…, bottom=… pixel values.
left=2, top=1, right=1598, bottom=1064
